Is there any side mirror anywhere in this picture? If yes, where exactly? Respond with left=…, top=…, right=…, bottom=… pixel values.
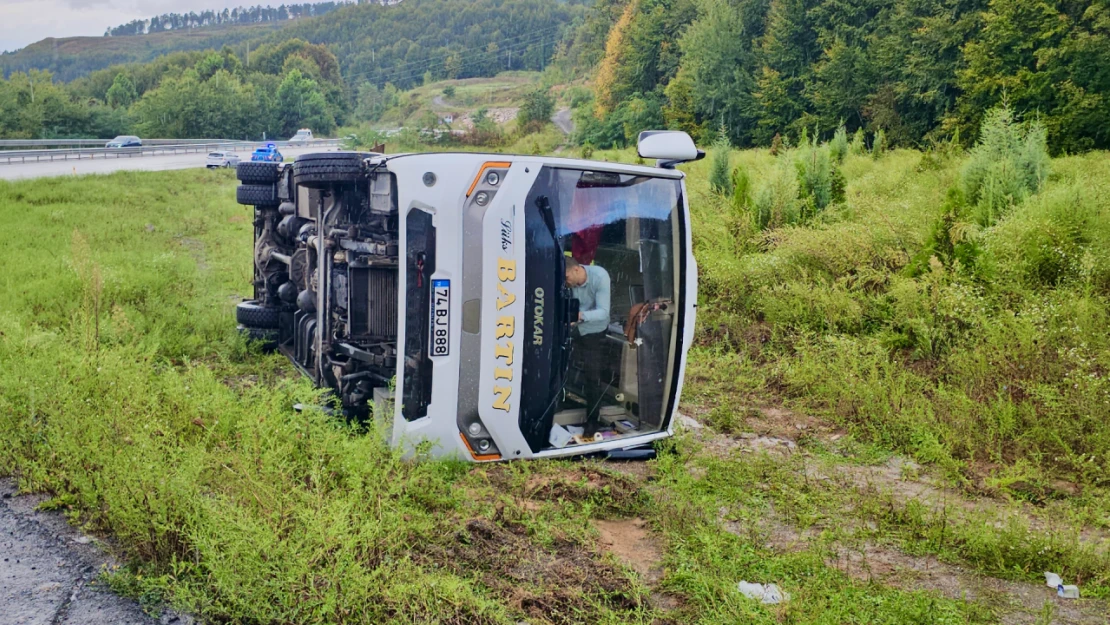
left=637, top=131, right=705, bottom=168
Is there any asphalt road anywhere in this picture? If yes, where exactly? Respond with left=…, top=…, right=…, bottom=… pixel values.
left=553, top=108, right=574, bottom=135
left=0, top=480, right=192, bottom=625
left=0, top=146, right=335, bottom=181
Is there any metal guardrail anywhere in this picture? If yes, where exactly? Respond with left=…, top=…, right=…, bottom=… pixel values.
left=0, top=138, right=248, bottom=150
left=0, top=139, right=341, bottom=165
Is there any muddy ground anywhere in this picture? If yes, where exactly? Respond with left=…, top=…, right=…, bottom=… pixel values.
left=0, top=479, right=187, bottom=625
left=670, top=408, right=1110, bottom=625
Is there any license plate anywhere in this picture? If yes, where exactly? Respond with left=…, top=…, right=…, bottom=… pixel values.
left=429, top=279, right=450, bottom=357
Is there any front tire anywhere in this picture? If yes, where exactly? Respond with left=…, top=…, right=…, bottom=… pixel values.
left=236, top=161, right=281, bottom=184
left=293, top=152, right=372, bottom=188
left=236, top=184, right=279, bottom=206
left=236, top=300, right=280, bottom=328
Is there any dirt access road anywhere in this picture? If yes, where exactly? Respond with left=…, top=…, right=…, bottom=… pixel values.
left=0, top=480, right=187, bottom=625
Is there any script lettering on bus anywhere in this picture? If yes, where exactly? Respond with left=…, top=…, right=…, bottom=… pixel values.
left=491, top=256, right=516, bottom=412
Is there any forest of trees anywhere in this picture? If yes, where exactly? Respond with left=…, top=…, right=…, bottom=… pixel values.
left=272, top=0, right=585, bottom=88
left=0, top=41, right=347, bottom=139
left=0, top=0, right=583, bottom=139
left=566, top=0, right=1110, bottom=154
left=3, top=0, right=582, bottom=85
left=104, top=3, right=353, bottom=37
left=4, top=0, right=1108, bottom=153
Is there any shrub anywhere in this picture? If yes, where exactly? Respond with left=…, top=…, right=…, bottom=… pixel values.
left=795, top=140, right=836, bottom=216
left=909, top=186, right=983, bottom=277
left=441, top=85, right=456, bottom=100
left=982, top=182, right=1103, bottom=289
left=849, top=128, right=866, bottom=155
left=829, top=124, right=848, bottom=163
left=961, top=104, right=1050, bottom=227
left=769, top=133, right=784, bottom=156
left=341, top=126, right=389, bottom=151
left=458, top=108, right=502, bottom=147
left=709, top=126, right=732, bottom=196
left=871, top=128, right=886, bottom=159
left=517, top=87, right=554, bottom=133
left=731, top=164, right=751, bottom=211
left=751, top=155, right=801, bottom=230
left=793, top=136, right=845, bottom=218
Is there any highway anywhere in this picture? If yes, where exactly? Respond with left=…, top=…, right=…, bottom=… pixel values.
left=0, top=145, right=337, bottom=181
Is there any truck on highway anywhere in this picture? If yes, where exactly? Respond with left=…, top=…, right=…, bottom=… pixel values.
left=231, top=131, right=702, bottom=461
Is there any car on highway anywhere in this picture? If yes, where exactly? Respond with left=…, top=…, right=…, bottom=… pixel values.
left=231, top=130, right=703, bottom=463
left=250, top=144, right=284, bottom=162
left=105, top=135, right=142, bottom=148
left=206, top=151, right=241, bottom=168
left=289, top=128, right=314, bottom=142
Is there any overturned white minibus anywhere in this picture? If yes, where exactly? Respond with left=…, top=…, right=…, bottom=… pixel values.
left=233, top=131, right=702, bottom=461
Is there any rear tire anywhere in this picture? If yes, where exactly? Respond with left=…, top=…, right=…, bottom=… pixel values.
left=236, top=184, right=279, bottom=206
left=237, top=161, right=281, bottom=184
left=236, top=301, right=280, bottom=329
left=293, top=152, right=371, bottom=188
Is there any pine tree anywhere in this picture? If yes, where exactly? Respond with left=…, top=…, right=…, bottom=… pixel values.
left=709, top=125, right=732, bottom=195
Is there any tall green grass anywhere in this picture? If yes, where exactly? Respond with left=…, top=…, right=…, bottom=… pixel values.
left=2, top=135, right=1108, bottom=622
left=0, top=170, right=653, bottom=623
left=684, top=125, right=1110, bottom=495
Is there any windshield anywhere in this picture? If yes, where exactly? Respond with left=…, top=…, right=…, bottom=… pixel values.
left=519, top=166, right=684, bottom=451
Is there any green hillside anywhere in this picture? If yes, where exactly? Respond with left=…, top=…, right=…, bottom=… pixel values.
left=1, top=0, right=586, bottom=86
left=0, top=23, right=283, bottom=82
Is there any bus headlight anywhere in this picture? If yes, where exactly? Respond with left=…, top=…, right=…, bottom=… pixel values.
left=459, top=416, right=501, bottom=461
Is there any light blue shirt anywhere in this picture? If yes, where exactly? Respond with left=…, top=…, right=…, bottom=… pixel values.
left=571, top=264, right=611, bottom=336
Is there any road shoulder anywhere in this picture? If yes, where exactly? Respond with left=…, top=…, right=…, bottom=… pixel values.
left=1, top=479, right=188, bottom=625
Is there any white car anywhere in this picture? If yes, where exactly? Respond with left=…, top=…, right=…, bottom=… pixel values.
left=206, top=151, right=241, bottom=168
left=289, top=129, right=314, bottom=142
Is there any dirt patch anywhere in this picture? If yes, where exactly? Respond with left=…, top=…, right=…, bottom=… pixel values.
left=724, top=502, right=1108, bottom=625
left=593, top=518, right=663, bottom=584
left=748, top=405, right=845, bottom=441
left=821, top=456, right=1110, bottom=551
left=509, top=466, right=643, bottom=515
left=456, top=107, right=519, bottom=130
left=686, top=407, right=1110, bottom=553
left=425, top=518, right=641, bottom=625
left=829, top=541, right=1109, bottom=625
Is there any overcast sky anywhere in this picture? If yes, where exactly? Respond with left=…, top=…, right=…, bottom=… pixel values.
left=0, top=0, right=334, bottom=53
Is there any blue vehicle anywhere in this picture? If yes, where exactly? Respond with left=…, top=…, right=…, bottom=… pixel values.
left=251, top=144, right=284, bottom=162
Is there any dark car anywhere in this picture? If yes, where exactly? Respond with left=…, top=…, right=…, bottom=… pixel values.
left=106, top=135, right=142, bottom=148
left=250, top=144, right=284, bottom=162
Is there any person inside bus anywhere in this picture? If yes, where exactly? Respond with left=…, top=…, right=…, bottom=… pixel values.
left=565, top=256, right=612, bottom=437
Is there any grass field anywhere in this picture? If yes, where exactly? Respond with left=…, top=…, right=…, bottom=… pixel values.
left=1, top=139, right=1109, bottom=623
